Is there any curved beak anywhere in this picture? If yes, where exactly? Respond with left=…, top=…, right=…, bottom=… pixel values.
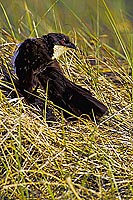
left=65, top=42, right=76, bottom=49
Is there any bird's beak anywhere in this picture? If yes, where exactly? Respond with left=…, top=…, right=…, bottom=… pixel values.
left=65, top=42, right=76, bottom=49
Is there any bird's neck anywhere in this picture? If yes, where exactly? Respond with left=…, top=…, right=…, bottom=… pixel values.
left=42, top=35, right=68, bottom=60
left=42, top=35, right=54, bottom=59
left=52, top=45, right=68, bottom=59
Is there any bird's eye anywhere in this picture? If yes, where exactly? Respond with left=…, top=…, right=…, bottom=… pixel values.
left=60, top=39, right=66, bottom=45
left=63, top=38, right=69, bottom=43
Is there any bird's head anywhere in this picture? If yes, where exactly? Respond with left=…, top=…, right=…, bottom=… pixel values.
left=45, top=33, right=76, bottom=59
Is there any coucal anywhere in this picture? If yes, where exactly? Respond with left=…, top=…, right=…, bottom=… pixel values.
left=13, top=33, right=108, bottom=120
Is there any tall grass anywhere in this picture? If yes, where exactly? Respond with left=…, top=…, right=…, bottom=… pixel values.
left=0, top=0, right=133, bottom=199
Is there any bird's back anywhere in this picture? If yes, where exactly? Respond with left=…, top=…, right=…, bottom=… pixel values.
left=14, top=36, right=53, bottom=96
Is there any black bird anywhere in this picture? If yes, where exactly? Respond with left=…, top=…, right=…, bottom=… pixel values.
left=13, top=33, right=108, bottom=120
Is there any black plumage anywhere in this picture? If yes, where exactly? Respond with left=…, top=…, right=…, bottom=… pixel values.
left=14, top=33, right=108, bottom=120
left=37, top=60, right=107, bottom=120
left=14, top=36, right=53, bottom=98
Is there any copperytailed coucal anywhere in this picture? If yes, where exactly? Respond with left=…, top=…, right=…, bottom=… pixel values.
left=13, top=33, right=108, bottom=120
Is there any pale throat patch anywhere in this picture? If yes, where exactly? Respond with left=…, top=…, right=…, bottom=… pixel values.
left=52, top=45, right=69, bottom=59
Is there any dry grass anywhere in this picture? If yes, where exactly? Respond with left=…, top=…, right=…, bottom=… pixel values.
left=0, top=0, right=133, bottom=199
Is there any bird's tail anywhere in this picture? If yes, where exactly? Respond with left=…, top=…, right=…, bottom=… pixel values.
left=37, top=63, right=108, bottom=121
left=63, top=82, right=108, bottom=120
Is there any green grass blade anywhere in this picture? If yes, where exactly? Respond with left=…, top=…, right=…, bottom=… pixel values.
left=0, top=2, right=16, bottom=39
left=29, top=0, right=60, bottom=37
left=23, top=1, right=34, bottom=37
left=102, top=0, right=132, bottom=66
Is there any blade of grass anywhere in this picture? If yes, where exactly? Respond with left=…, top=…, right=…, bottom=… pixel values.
left=32, top=19, right=39, bottom=37
left=44, top=80, right=49, bottom=122
left=66, top=177, right=82, bottom=200
left=23, top=1, right=35, bottom=37
left=0, top=2, right=16, bottom=39
left=29, top=0, right=60, bottom=37
left=108, top=162, right=122, bottom=200
left=102, top=0, right=132, bottom=67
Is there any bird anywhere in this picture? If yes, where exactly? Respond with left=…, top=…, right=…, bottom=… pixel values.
left=13, top=33, right=108, bottom=121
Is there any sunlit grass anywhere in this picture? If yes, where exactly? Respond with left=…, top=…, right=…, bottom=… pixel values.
left=0, top=0, right=133, bottom=199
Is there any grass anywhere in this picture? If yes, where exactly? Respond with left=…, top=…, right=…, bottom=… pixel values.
left=0, top=0, right=133, bottom=199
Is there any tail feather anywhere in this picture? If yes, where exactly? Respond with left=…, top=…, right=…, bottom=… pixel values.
left=37, top=62, right=108, bottom=121
left=63, top=82, right=108, bottom=119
